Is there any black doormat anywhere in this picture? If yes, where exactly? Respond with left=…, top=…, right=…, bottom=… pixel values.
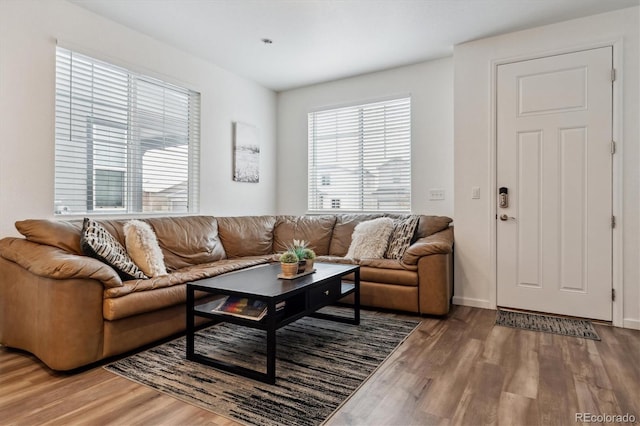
left=495, top=309, right=600, bottom=340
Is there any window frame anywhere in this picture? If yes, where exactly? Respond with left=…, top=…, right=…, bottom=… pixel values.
left=54, top=46, right=200, bottom=216
left=307, top=96, right=412, bottom=214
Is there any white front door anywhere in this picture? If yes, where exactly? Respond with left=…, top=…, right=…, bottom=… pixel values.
left=496, top=47, right=613, bottom=321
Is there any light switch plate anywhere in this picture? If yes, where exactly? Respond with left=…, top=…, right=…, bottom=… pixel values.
left=429, top=189, right=445, bottom=200
left=472, top=186, right=481, bottom=199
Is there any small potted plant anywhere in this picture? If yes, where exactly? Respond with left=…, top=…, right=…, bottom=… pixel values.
left=279, top=251, right=299, bottom=277
left=302, top=248, right=316, bottom=272
left=286, top=239, right=310, bottom=273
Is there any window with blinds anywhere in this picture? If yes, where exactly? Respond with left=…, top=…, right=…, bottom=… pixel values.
left=54, top=47, right=200, bottom=215
left=308, top=97, right=411, bottom=213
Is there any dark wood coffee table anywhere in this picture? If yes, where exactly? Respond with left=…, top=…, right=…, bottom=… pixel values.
left=186, top=262, right=360, bottom=384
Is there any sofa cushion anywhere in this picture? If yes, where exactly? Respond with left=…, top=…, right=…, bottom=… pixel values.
left=315, top=255, right=358, bottom=265
left=80, top=218, right=147, bottom=281
left=104, top=256, right=269, bottom=304
left=124, top=220, right=167, bottom=277
left=385, top=215, right=420, bottom=260
left=273, top=215, right=336, bottom=256
left=145, top=216, right=226, bottom=271
left=328, top=213, right=385, bottom=256
left=15, top=219, right=83, bottom=255
left=346, top=217, right=395, bottom=259
left=414, top=215, right=453, bottom=240
left=360, top=258, right=416, bottom=271
left=359, top=265, right=418, bottom=286
left=104, top=283, right=188, bottom=321
left=217, top=216, right=276, bottom=258
left=95, top=219, right=129, bottom=246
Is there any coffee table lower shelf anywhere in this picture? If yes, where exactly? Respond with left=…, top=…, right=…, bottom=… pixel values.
left=185, top=263, right=360, bottom=384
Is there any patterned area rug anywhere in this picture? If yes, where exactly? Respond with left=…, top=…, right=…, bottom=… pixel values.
left=105, top=307, right=420, bottom=426
left=496, top=309, right=600, bottom=340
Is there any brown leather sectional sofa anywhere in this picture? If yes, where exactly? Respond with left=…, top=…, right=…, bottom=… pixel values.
left=0, top=214, right=453, bottom=371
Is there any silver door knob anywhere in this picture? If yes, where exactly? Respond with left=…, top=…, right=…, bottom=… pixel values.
left=500, top=214, right=516, bottom=221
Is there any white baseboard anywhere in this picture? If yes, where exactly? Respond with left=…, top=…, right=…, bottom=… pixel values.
left=623, top=318, right=640, bottom=330
left=452, top=296, right=493, bottom=310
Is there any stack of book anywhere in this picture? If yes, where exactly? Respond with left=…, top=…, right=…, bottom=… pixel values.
left=211, top=296, right=285, bottom=321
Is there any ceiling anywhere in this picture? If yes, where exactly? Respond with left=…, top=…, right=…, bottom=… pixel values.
left=70, top=0, right=639, bottom=92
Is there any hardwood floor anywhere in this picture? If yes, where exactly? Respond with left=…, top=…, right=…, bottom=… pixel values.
left=1, top=305, right=638, bottom=425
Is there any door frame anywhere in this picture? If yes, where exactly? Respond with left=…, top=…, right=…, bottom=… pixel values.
left=489, top=39, right=624, bottom=327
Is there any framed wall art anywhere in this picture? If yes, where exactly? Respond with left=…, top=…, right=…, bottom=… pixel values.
left=232, top=121, right=260, bottom=183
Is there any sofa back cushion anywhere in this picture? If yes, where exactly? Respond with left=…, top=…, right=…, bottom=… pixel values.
left=144, top=216, right=226, bottom=271
left=414, top=215, right=453, bottom=240
left=217, top=216, right=277, bottom=258
left=273, top=216, right=337, bottom=256
left=95, top=219, right=129, bottom=246
left=328, top=213, right=453, bottom=257
left=328, top=214, right=385, bottom=257
left=15, top=219, right=83, bottom=255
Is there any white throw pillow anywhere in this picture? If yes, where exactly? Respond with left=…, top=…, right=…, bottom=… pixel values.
left=346, top=217, right=395, bottom=260
left=124, top=220, right=167, bottom=277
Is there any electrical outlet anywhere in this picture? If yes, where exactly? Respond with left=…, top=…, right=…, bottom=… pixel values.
left=429, top=189, right=445, bottom=200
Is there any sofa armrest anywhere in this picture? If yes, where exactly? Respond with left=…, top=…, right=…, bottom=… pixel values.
left=417, top=251, right=453, bottom=315
left=0, top=238, right=122, bottom=288
left=0, top=256, right=105, bottom=370
left=401, top=227, right=454, bottom=266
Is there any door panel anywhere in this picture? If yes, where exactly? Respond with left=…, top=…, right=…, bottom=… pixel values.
left=518, top=67, right=587, bottom=115
left=517, top=130, right=542, bottom=288
left=497, top=47, right=613, bottom=321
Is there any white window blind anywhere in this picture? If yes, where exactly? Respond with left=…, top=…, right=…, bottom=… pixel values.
left=308, top=97, right=411, bottom=213
left=54, top=47, right=200, bottom=215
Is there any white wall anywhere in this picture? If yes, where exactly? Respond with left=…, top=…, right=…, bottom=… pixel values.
left=454, top=7, right=640, bottom=328
left=276, top=58, right=453, bottom=216
left=0, top=0, right=277, bottom=237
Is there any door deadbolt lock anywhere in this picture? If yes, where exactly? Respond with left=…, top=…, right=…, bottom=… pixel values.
left=499, top=187, right=509, bottom=208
